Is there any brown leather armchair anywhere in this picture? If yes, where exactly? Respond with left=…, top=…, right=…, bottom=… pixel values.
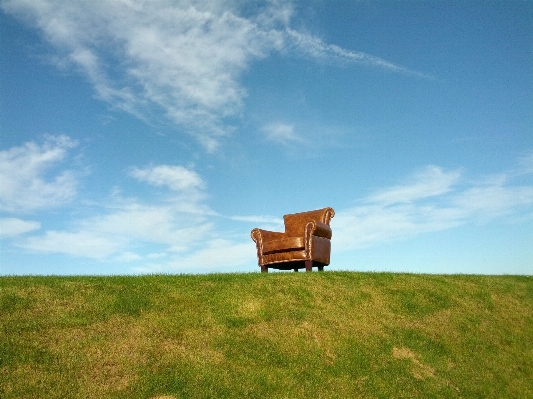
left=251, top=207, right=335, bottom=272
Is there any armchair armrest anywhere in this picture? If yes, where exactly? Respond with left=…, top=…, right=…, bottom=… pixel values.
left=251, top=228, right=286, bottom=244
left=305, top=221, right=332, bottom=239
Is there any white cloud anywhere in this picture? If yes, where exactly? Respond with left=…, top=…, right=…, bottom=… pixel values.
left=367, top=166, right=462, bottom=205
left=262, top=122, right=304, bottom=145
left=129, top=164, right=215, bottom=215
left=0, top=218, right=41, bottom=238
left=19, top=200, right=215, bottom=260
left=334, top=204, right=466, bottom=251
left=452, top=177, right=533, bottom=219
left=22, top=230, right=121, bottom=260
left=129, top=165, right=205, bottom=192
left=518, top=150, right=533, bottom=175
left=285, top=28, right=433, bottom=79
left=84, top=203, right=214, bottom=252
left=0, top=135, right=78, bottom=212
left=135, top=239, right=255, bottom=273
left=1, top=0, right=427, bottom=152
left=334, top=166, right=533, bottom=252
left=114, top=251, right=143, bottom=263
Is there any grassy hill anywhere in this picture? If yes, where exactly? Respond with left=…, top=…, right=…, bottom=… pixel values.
left=1, top=272, right=532, bottom=398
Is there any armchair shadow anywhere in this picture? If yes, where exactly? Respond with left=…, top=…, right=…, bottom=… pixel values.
left=251, top=207, right=335, bottom=272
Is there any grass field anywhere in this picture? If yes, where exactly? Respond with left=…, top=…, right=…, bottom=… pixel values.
left=1, top=272, right=532, bottom=398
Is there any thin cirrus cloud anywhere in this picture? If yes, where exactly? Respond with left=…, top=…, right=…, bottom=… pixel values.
left=334, top=166, right=533, bottom=252
left=134, top=239, right=255, bottom=274
left=129, top=164, right=215, bottom=215
left=285, top=28, right=433, bottom=79
left=0, top=135, right=78, bottom=212
left=18, top=194, right=216, bottom=261
left=129, top=165, right=206, bottom=193
left=1, top=0, right=429, bottom=152
left=0, top=217, right=41, bottom=238
left=21, top=230, right=124, bottom=260
left=366, top=166, right=462, bottom=205
left=262, top=122, right=304, bottom=146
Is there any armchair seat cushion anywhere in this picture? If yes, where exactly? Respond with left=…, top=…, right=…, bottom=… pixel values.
left=262, top=237, right=305, bottom=255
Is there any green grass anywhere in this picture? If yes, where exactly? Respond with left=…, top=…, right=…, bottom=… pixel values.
left=1, top=272, right=532, bottom=398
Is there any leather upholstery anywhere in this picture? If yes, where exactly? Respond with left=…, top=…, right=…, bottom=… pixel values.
left=251, top=207, right=335, bottom=271
left=262, top=237, right=305, bottom=255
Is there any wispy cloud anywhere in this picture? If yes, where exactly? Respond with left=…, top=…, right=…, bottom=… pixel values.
left=18, top=197, right=215, bottom=261
left=134, top=239, right=254, bottom=274
left=366, top=166, right=461, bottom=205
left=285, top=29, right=433, bottom=79
left=262, top=122, right=304, bottom=146
left=0, top=135, right=78, bottom=212
left=129, top=164, right=214, bottom=215
left=129, top=165, right=205, bottom=192
left=22, top=230, right=123, bottom=260
left=0, top=218, right=41, bottom=238
left=518, top=150, right=533, bottom=175
left=452, top=176, right=533, bottom=218
left=334, top=166, right=533, bottom=251
left=1, top=0, right=429, bottom=152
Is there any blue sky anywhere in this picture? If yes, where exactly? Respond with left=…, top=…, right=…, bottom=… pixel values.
left=1, top=0, right=532, bottom=275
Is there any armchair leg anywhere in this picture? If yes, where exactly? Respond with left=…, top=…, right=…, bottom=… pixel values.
left=318, top=265, right=324, bottom=271
left=305, top=260, right=312, bottom=272
left=261, top=265, right=268, bottom=273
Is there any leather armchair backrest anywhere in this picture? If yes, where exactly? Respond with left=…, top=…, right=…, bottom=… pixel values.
left=284, top=207, right=334, bottom=237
